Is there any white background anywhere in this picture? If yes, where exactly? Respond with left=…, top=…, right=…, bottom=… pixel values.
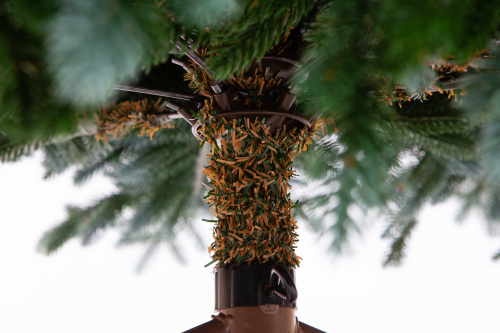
left=1, top=153, right=500, bottom=332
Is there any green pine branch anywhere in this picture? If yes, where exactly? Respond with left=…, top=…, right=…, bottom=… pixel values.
left=493, top=249, right=500, bottom=261
left=204, top=0, right=318, bottom=79
left=382, top=218, right=417, bottom=267
left=42, top=135, right=108, bottom=179
left=37, top=211, right=80, bottom=255
left=0, top=135, right=47, bottom=162
left=37, top=193, right=132, bottom=254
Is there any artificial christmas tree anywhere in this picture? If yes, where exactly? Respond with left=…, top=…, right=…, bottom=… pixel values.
left=3, top=0, right=500, bottom=331
left=112, top=27, right=325, bottom=331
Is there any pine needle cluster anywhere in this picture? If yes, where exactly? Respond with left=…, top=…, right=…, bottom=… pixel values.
left=96, top=99, right=174, bottom=141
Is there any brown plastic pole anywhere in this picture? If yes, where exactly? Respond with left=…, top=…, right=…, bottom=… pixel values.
left=219, top=306, right=296, bottom=333
left=182, top=306, right=326, bottom=333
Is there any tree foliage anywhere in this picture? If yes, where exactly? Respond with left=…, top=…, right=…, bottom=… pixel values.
left=38, top=121, right=208, bottom=270
left=1, top=0, right=500, bottom=267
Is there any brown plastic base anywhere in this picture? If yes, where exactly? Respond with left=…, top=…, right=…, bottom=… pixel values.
left=182, top=306, right=326, bottom=333
left=221, top=305, right=295, bottom=333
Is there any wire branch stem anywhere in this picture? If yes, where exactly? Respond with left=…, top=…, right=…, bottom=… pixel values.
left=114, top=85, right=194, bottom=101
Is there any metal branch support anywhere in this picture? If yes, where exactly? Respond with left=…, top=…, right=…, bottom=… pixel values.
left=215, top=110, right=312, bottom=130
left=114, top=85, right=194, bottom=101
left=175, top=41, right=215, bottom=78
left=171, top=58, right=191, bottom=72
left=160, top=100, right=181, bottom=112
